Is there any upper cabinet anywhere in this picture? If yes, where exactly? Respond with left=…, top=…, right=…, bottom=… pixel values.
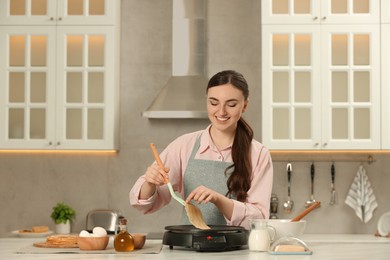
left=0, top=0, right=115, bottom=25
left=261, top=0, right=381, bottom=150
left=262, top=0, right=380, bottom=25
left=0, top=0, right=120, bottom=150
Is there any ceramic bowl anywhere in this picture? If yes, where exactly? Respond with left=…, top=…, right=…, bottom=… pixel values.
left=77, top=236, right=109, bottom=250
left=131, top=233, right=146, bottom=249
left=267, top=219, right=306, bottom=241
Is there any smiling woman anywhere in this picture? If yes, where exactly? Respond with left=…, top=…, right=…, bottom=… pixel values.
left=130, top=70, right=273, bottom=230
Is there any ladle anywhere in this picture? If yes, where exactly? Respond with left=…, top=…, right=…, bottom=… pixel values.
left=329, top=163, right=337, bottom=205
left=283, top=163, right=294, bottom=214
left=305, top=163, right=318, bottom=208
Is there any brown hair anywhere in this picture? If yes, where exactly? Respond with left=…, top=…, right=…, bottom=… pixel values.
left=207, top=70, right=253, bottom=202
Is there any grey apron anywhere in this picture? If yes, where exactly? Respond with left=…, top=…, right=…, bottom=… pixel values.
left=181, top=135, right=234, bottom=225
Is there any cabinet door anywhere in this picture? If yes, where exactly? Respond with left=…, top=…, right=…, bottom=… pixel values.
left=55, top=26, right=116, bottom=149
left=262, top=25, right=322, bottom=149
left=0, top=0, right=116, bottom=25
left=381, top=25, right=390, bottom=149
left=320, top=0, right=379, bottom=24
left=57, top=0, right=116, bottom=25
left=262, top=0, right=379, bottom=25
left=0, top=26, right=56, bottom=149
left=262, top=0, right=321, bottom=25
left=321, top=25, right=380, bottom=149
left=0, top=0, right=57, bottom=25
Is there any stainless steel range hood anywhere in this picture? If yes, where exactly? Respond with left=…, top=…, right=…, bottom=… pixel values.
left=142, top=0, right=208, bottom=119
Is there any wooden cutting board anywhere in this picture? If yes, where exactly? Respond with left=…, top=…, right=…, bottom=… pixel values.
left=33, top=242, right=79, bottom=248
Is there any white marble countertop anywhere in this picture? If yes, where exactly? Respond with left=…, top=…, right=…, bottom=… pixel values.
left=1, top=234, right=389, bottom=260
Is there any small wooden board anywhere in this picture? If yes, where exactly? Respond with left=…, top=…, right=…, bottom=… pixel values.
left=33, top=242, right=79, bottom=248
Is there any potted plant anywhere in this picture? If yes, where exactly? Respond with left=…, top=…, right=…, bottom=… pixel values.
left=50, top=202, right=75, bottom=234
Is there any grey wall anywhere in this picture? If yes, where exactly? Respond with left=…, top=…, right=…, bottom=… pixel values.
left=1, top=0, right=389, bottom=237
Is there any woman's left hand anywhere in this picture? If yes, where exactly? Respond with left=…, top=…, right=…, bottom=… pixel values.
left=186, top=185, right=222, bottom=204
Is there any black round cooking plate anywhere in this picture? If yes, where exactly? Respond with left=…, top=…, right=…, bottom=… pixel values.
left=164, top=225, right=246, bottom=234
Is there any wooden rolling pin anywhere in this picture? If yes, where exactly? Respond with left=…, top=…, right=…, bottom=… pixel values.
left=291, top=201, right=321, bottom=222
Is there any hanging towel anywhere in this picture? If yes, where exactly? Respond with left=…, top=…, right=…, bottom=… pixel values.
left=345, top=165, right=378, bottom=223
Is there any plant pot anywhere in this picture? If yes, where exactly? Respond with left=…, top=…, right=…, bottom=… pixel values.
left=55, top=220, right=71, bottom=234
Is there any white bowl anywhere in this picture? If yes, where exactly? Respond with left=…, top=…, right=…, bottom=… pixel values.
left=267, top=219, right=306, bottom=241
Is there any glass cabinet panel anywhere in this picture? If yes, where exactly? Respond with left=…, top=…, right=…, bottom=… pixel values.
left=9, top=72, right=25, bottom=102
left=354, top=71, right=369, bottom=102
left=8, top=108, right=24, bottom=139
left=332, top=72, right=348, bottom=102
left=88, top=108, right=103, bottom=139
left=273, top=72, right=289, bottom=102
left=10, top=36, right=26, bottom=66
left=90, top=0, right=105, bottom=15
left=273, top=34, right=289, bottom=66
left=31, top=35, right=47, bottom=66
left=353, top=34, right=369, bottom=65
left=273, top=108, right=289, bottom=139
left=295, top=108, right=311, bottom=139
left=295, top=34, right=310, bottom=66
left=67, top=35, right=83, bottom=66
left=66, top=72, right=82, bottom=103
left=353, top=0, right=369, bottom=14
left=31, top=0, right=47, bottom=15
left=30, top=108, right=46, bottom=139
left=66, top=108, right=82, bottom=139
left=10, top=0, right=26, bottom=15
left=68, top=0, right=83, bottom=15
left=88, top=72, right=104, bottom=103
left=88, top=35, right=104, bottom=66
left=332, top=108, right=348, bottom=139
left=30, top=72, right=46, bottom=103
left=354, top=108, right=369, bottom=139
left=332, top=35, right=347, bottom=66
left=295, top=71, right=311, bottom=102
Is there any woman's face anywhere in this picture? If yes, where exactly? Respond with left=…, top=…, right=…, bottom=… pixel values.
left=207, top=83, right=248, bottom=132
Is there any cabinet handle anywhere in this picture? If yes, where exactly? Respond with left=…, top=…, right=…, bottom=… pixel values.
left=58, top=17, right=62, bottom=21
left=323, top=142, right=328, bottom=147
left=314, top=142, right=319, bottom=146
left=313, top=16, right=318, bottom=20
left=322, top=16, right=327, bottom=20
left=57, top=142, right=61, bottom=146
left=49, top=141, right=53, bottom=145
left=50, top=17, right=54, bottom=21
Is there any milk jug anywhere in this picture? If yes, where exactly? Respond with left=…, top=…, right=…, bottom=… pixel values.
left=248, top=219, right=276, bottom=251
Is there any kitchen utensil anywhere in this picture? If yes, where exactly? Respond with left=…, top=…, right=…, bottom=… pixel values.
left=283, top=163, right=294, bottom=213
left=291, top=201, right=321, bottom=222
left=329, top=163, right=337, bottom=205
left=150, top=143, right=210, bottom=230
left=268, top=219, right=306, bottom=241
left=305, top=163, right=318, bottom=208
left=162, top=225, right=248, bottom=251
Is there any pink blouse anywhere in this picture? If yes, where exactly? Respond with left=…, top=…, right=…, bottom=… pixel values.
left=129, top=125, right=273, bottom=229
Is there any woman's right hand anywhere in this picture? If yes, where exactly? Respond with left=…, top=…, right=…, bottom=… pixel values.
left=139, top=163, right=169, bottom=200
left=145, top=163, right=169, bottom=186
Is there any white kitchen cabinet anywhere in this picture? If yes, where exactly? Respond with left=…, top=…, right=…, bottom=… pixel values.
left=0, top=0, right=115, bottom=25
left=381, top=25, right=390, bottom=149
left=262, top=0, right=379, bottom=25
left=0, top=0, right=119, bottom=150
left=262, top=23, right=380, bottom=150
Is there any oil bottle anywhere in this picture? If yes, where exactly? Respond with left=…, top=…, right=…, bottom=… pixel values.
left=114, top=217, right=134, bottom=252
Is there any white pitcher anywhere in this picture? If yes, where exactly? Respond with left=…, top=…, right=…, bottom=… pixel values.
left=248, top=219, right=276, bottom=252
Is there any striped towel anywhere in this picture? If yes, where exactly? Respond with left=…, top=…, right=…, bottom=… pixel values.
left=345, top=165, right=378, bottom=223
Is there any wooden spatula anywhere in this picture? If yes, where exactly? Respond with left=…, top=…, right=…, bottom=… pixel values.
left=150, top=143, right=210, bottom=230
left=291, top=201, right=321, bottom=222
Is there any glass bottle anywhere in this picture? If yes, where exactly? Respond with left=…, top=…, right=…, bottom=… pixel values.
left=114, top=218, right=134, bottom=252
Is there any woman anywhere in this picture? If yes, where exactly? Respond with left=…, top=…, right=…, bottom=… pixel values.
left=130, top=70, right=273, bottom=229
